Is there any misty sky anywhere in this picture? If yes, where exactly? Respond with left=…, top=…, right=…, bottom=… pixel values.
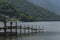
left=27, top=0, right=60, bottom=15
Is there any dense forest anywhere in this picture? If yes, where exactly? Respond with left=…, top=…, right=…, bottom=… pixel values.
left=5, top=0, right=60, bottom=21
left=0, top=2, right=36, bottom=22
left=0, top=0, right=60, bottom=22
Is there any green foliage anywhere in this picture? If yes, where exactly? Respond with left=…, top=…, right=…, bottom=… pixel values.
left=0, top=2, right=36, bottom=22
left=18, top=13, right=35, bottom=22
left=0, top=2, right=17, bottom=17
left=0, top=14, right=5, bottom=21
left=0, top=0, right=60, bottom=21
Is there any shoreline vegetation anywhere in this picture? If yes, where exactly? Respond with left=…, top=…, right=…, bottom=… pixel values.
left=0, top=2, right=36, bottom=22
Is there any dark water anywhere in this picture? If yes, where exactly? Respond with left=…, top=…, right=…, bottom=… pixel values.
left=0, top=32, right=60, bottom=40
left=20, top=32, right=60, bottom=40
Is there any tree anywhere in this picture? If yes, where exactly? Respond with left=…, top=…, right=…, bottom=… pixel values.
left=0, top=2, right=18, bottom=17
left=20, top=14, right=35, bottom=22
left=0, top=2, right=36, bottom=22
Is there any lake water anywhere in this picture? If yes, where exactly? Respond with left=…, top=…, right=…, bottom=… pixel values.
left=0, top=32, right=60, bottom=40
left=21, top=32, right=60, bottom=40
left=0, top=21, right=60, bottom=40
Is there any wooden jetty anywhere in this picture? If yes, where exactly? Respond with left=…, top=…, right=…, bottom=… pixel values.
left=0, top=24, right=44, bottom=36
left=0, top=17, right=44, bottom=36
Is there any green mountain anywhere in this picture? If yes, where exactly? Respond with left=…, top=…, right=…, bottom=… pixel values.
left=0, top=0, right=60, bottom=21
left=0, top=2, right=35, bottom=22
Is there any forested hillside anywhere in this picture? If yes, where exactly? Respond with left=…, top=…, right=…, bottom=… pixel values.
left=0, top=2, right=35, bottom=22
left=0, top=0, right=60, bottom=21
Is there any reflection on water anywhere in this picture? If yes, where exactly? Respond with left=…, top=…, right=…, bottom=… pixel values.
left=0, top=32, right=60, bottom=40
left=0, top=32, right=44, bottom=40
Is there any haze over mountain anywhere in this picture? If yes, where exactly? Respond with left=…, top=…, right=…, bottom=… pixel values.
left=0, top=0, right=60, bottom=21
left=27, top=0, right=60, bottom=15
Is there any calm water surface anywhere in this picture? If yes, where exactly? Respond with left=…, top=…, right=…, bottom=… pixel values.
left=0, top=32, right=60, bottom=40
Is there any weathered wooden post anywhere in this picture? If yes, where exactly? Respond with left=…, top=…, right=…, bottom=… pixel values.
left=35, top=24, right=37, bottom=33
left=28, top=25, right=30, bottom=35
left=42, top=26, right=44, bottom=32
left=15, top=21, right=17, bottom=35
left=24, top=25, right=26, bottom=35
left=31, top=25, right=33, bottom=33
left=4, top=17, right=7, bottom=36
left=20, top=25, right=22, bottom=36
left=38, top=25, right=40, bottom=32
left=10, top=21, right=13, bottom=36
